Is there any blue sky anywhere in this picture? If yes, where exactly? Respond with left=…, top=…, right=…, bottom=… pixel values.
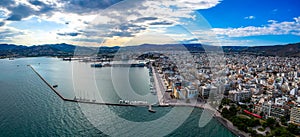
left=199, top=0, right=300, bottom=28
left=196, top=0, right=300, bottom=46
left=0, top=0, right=299, bottom=46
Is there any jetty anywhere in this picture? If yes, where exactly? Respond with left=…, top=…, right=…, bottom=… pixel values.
left=29, top=65, right=65, bottom=100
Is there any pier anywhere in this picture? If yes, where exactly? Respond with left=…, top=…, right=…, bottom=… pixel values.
left=91, top=63, right=145, bottom=68
left=29, top=65, right=65, bottom=100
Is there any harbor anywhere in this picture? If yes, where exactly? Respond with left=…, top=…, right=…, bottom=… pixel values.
left=27, top=61, right=242, bottom=137
left=29, top=64, right=152, bottom=107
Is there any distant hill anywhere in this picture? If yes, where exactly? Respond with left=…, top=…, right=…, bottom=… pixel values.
left=0, top=43, right=117, bottom=57
left=243, top=43, right=300, bottom=57
left=0, top=42, right=299, bottom=58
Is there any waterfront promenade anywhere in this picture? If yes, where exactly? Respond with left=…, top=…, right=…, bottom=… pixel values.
left=151, top=66, right=167, bottom=105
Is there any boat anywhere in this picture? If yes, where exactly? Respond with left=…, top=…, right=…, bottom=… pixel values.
left=62, top=58, right=72, bottom=61
left=91, top=63, right=102, bottom=68
left=130, top=101, right=148, bottom=105
left=148, top=105, right=156, bottom=113
left=119, top=100, right=130, bottom=104
left=53, top=85, right=58, bottom=88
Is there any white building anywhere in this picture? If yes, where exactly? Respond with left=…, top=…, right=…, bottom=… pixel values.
left=200, top=85, right=217, bottom=99
left=290, top=105, right=300, bottom=126
left=228, top=90, right=252, bottom=102
left=184, top=86, right=198, bottom=99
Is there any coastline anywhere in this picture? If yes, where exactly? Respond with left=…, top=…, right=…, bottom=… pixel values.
left=166, top=104, right=249, bottom=137
left=151, top=65, right=247, bottom=137
left=213, top=114, right=248, bottom=137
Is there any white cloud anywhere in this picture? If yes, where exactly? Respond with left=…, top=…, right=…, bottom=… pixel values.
left=212, top=16, right=300, bottom=37
left=0, top=0, right=222, bottom=46
left=61, top=0, right=221, bottom=46
left=244, top=15, right=255, bottom=20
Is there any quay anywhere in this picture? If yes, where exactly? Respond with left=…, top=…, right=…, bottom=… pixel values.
left=91, top=63, right=145, bottom=68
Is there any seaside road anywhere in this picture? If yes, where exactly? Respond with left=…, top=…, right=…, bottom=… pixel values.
left=152, top=66, right=166, bottom=105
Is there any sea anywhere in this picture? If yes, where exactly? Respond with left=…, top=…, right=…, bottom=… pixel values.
left=0, top=57, right=236, bottom=137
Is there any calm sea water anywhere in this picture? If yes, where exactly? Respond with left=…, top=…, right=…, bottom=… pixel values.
left=0, top=57, right=236, bottom=137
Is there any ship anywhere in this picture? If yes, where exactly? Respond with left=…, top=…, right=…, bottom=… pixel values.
left=148, top=105, right=156, bottom=113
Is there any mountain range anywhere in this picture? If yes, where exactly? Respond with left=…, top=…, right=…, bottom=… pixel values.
left=0, top=42, right=299, bottom=58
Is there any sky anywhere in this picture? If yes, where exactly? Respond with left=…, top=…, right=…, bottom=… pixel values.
left=0, top=0, right=299, bottom=46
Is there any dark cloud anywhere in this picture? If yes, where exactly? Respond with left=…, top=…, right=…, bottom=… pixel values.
left=7, top=14, right=23, bottom=21
left=57, top=32, right=81, bottom=36
left=3, top=0, right=126, bottom=21
left=62, top=0, right=125, bottom=14
left=29, top=0, right=44, bottom=6
left=29, top=0, right=55, bottom=13
left=149, top=21, right=173, bottom=26
left=182, top=38, right=199, bottom=43
left=0, top=28, right=25, bottom=42
left=0, top=22, right=4, bottom=27
left=0, top=0, right=15, bottom=7
left=5, top=0, right=56, bottom=21
left=107, top=24, right=147, bottom=37
left=6, top=4, right=35, bottom=21
left=135, top=17, right=158, bottom=22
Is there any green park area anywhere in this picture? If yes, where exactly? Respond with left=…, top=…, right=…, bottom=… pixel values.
left=219, top=98, right=299, bottom=137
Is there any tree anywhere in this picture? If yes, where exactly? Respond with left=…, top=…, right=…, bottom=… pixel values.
left=280, top=116, right=287, bottom=126
left=266, top=117, right=276, bottom=127
left=221, top=98, right=231, bottom=105
left=221, top=108, right=231, bottom=119
left=259, top=112, right=264, bottom=117
left=287, top=123, right=300, bottom=135
left=218, top=104, right=223, bottom=110
left=270, top=127, right=294, bottom=137
left=229, top=105, right=237, bottom=115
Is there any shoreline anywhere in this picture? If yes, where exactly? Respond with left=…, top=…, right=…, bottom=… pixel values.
left=150, top=65, right=247, bottom=137
left=167, top=104, right=248, bottom=137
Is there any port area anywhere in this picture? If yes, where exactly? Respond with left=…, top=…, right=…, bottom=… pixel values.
left=29, top=64, right=247, bottom=136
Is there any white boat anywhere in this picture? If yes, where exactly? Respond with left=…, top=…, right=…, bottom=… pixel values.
left=148, top=105, right=156, bottom=113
